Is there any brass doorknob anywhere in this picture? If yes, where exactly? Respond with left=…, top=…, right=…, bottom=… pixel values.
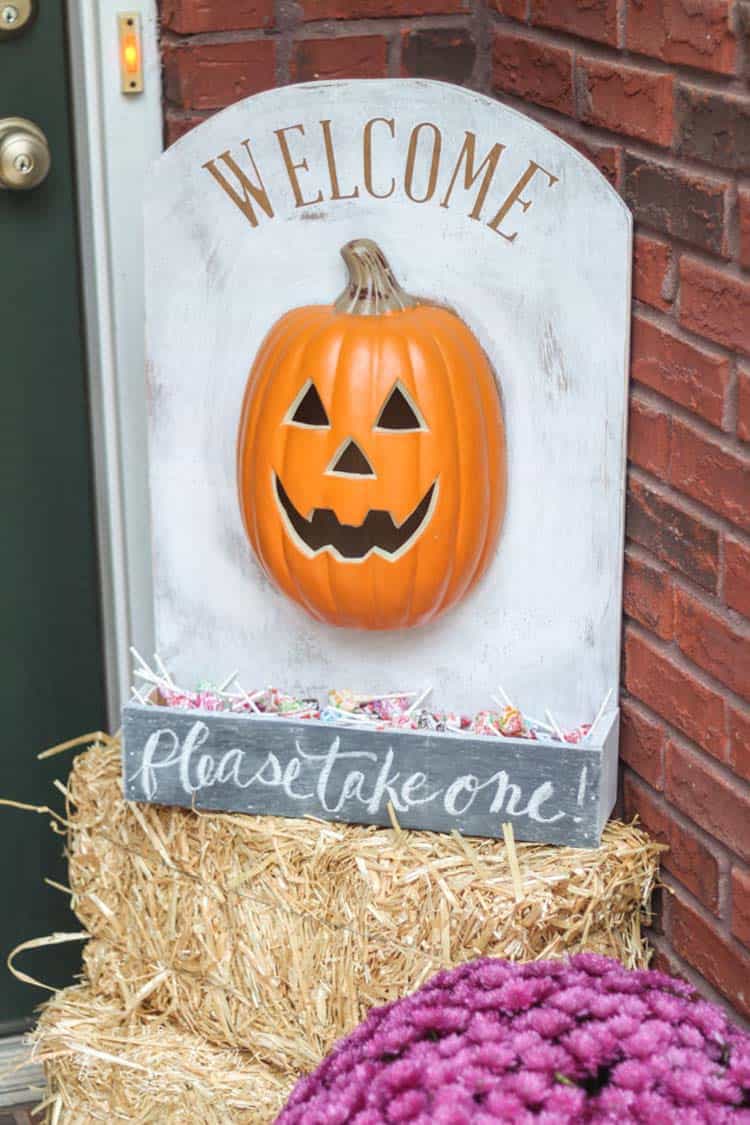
left=0, top=117, right=50, bottom=190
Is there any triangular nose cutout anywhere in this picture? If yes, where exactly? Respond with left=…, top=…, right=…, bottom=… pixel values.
left=329, top=439, right=375, bottom=476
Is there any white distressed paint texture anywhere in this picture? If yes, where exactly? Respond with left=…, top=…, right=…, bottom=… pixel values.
left=144, top=79, right=631, bottom=725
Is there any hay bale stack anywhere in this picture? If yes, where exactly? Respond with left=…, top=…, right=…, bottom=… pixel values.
left=31, top=982, right=292, bottom=1123
left=59, top=735, right=662, bottom=1078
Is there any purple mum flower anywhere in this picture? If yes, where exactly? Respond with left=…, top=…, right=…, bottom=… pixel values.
left=276, top=955, right=750, bottom=1123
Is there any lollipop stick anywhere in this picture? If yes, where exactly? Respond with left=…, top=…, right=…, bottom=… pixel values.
left=153, top=653, right=176, bottom=688
left=407, top=685, right=432, bottom=714
left=129, top=646, right=151, bottom=673
left=587, top=688, right=613, bottom=742
left=235, top=682, right=260, bottom=713
left=545, top=709, right=565, bottom=741
left=524, top=713, right=554, bottom=733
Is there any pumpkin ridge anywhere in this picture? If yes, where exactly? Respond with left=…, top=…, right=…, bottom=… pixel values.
left=435, top=309, right=498, bottom=609
left=399, top=321, right=456, bottom=624
left=285, top=315, right=347, bottom=622
left=400, top=328, right=421, bottom=628
left=239, top=314, right=301, bottom=579
left=426, top=324, right=469, bottom=619
left=329, top=318, right=362, bottom=625
left=246, top=309, right=333, bottom=603
left=367, top=330, right=382, bottom=627
left=454, top=315, right=506, bottom=598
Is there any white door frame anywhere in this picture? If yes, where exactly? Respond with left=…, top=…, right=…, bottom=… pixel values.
left=66, top=0, right=162, bottom=724
left=0, top=8, right=161, bottom=1083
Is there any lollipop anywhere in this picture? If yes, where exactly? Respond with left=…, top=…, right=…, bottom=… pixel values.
left=497, top=704, right=524, bottom=736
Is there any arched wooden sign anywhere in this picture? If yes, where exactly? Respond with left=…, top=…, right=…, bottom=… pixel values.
left=130, top=79, right=632, bottom=845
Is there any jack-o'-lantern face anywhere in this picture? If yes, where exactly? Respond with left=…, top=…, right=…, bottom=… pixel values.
left=237, top=239, right=506, bottom=630
left=274, top=377, right=438, bottom=563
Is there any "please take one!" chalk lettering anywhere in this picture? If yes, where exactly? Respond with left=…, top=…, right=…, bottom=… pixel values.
left=122, top=704, right=619, bottom=847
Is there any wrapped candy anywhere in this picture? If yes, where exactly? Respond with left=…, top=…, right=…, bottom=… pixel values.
left=470, top=710, right=502, bottom=737
left=561, top=723, right=591, bottom=745
left=159, top=687, right=202, bottom=710
left=133, top=653, right=609, bottom=749
left=497, top=705, right=524, bottom=736
left=328, top=689, right=360, bottom=713
left=195, top=691, right=225, bottom=712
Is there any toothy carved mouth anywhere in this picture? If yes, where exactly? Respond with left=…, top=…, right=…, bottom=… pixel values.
left=274, top=474, right=438, bottom=563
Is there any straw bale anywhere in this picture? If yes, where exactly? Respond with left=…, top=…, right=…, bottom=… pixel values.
left=56, top=735, right=662, bottom=1073
left=30, top=982, right=292, bottom=1123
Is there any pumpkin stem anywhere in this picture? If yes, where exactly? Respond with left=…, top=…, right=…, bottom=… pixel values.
left=335, top=239, right=418, bottom=316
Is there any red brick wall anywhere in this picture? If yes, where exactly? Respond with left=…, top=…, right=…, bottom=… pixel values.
left=158, top=0, right=750, bottom=1021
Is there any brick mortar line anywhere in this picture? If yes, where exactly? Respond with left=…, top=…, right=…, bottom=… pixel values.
left=385, top=26, right=396, bottom=77
left=629, top=379, right=750, bottom=462
left=624, top=616, right=750, bottom=736
left=624, top=539, right=673, bottom=576
left=620, top=742, right=746, bottom=882
left=160, top=28, right=279, bottom=46
left=293, top=26, right=402, bottom=40
left=626, top=466, right=747, bottom=560
left=668, top=567, right=749, bottom=640
left=665, top=715, right=746, bottom=778
left=164, top=106, right=212, bottom=120
left=627, top=450, right=750, bottom=546
left=660, top=870, right=750, bottom=965
left=626, top=462, right=750, bottom=563
left=624, top=605, right=750, bottom=722
left=487, top=11, right=749, bottom=95
left=632, top=298, right=747, bottom=369
left=161, top=12, right=477, bottom=46
left=646, top=237, right=747, bottom=286
left=725, top=180, right=741, bottom=263
left=725, top=357, right=740, bottom=442
left=471, top=0, right=489, bottom=93
left=624, top=537, right=748, bottom=636
left=160, top=13, right=479, bottom=44
left=618, top=687, right=745, bottom=780
left=623, top=762, right=736, bottom=881
left=718, top=850, right=732, bottom=923
left=734, top=0, right=750, bottom=81
left=632, top=476, right=749, bottom=561
left=300, top=14, right=475, bottom=38
left=638, top=229, right=747, bottom=285
left=718, top=515, right=728, bottom=605
left=276, top=0, right=297, bottom=86
left=616, top=0, right=626, bottom=52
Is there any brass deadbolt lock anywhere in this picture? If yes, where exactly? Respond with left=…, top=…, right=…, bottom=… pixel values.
left=0, top=117, right=51, bottom=190
left=0, top=0, right=36, bottom=38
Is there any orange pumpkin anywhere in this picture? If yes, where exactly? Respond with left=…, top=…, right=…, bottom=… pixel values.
left=237, top=238, right=506, bottom=630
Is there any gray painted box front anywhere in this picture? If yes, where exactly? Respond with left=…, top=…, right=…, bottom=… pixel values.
left=122, top=703, right=619, bottom=847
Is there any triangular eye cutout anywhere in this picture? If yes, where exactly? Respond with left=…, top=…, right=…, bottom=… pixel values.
left=287, top=381, right=329, bottom=427
left=328, top=439, right=376, bottom=477
left=374, top=382, right=426, bottom=431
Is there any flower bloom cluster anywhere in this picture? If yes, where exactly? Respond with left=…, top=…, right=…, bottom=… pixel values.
left=277, top=954, right=750, bottom=1123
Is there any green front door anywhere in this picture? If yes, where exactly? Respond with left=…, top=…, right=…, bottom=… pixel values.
left=1, top=4, right=106, bottom=1029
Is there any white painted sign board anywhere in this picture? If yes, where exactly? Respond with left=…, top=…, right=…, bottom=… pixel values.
left=144, top=79, right=631, bottom=727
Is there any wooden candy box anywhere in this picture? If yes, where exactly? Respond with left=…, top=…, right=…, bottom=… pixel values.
left=122, top=702, right=619, bottom=848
